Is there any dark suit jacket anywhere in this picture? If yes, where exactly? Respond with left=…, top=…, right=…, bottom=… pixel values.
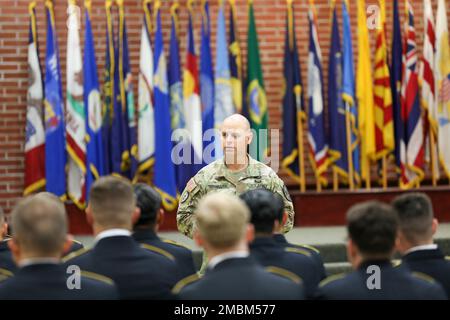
left=273, top=234, right=327, bottom=279
left=133, top=229, right=196, bottom=279
left=177, top=257, right=305, bottom=300
left=401, top=248, right=450, bottom=298
left=2, top=238, right=84, bottom=275
left=0, top=263, right=118, bottom=300
left=316, top=260, right=447, bottom=300
left=64, top=235, right=178, bottom=300
left=250, top=237, right=322, bottom=298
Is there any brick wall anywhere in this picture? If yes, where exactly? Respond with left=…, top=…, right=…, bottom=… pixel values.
left=0, top=0, right=449, bottom=214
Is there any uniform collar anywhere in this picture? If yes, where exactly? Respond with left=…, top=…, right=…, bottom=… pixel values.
left=358, top=259, right=392, bottom=271
left=251, top=236, right=279, bottom=248
left=19, top=258, right=60, bottom=268
left=208, top=250, right=249, bottom=270
left=273, top=234, right=288, bottom=244
left=404, top=244, right=438, bottom=255
left=216, top=154, right=261, bottom=179
left=132, top=229, right=159, bottom=242
left=95, top=229, right=131, bottom=244
left=403, top=246, right=444, bottom=262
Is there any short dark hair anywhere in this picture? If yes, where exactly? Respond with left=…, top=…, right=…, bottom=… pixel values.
left=133, top=183, right=161, bottom=227
left=347, top=201, right=398, bottom=257
left=391, top=193, right=434, bottom=244
left=240, top=189, right=284, bottom=234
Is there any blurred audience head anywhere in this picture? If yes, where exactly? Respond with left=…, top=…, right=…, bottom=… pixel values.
left=240, top=189, right=285, bottom=236
left=8, top=192, right=71, bottom=262
left=194, top=192, right=253, bottom=256
left=133, top=183, right=163, bottom=231
left=392, top=193, right=437, bottom=254
left=346, top=201, right=398, bottom=269
left=86, top=176, right=139, bottom=233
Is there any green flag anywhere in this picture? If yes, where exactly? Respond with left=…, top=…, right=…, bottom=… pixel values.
left=246, top=0, right=267, bottom=161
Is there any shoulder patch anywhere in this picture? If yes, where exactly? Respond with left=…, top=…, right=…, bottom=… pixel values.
left=81, top=270, right=115, bottom=286
left=162, top=239, right=191, bottom=250
left=141, top=243, right=175, bottom=261
left=285, top=247, right=312, bottom=257
left=319, top=273, right=347, bottom=288
left=172, top=273, right=200, bottom=294
left=0, top=268, right=13, bottom=278
left=445, top=256, right=450, bottom=261
left=265, top=266, right=302, bottom=284
left=186, top=179, right=197, bottom=193
left=62, top=247, right=91, bottom=263
left=180, top=191, right=189, bottom=204
left=411, top=271, right=437, bottom=284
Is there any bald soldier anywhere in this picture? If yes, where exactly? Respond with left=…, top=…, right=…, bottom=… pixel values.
left=177, top=114, right=294, bottom=239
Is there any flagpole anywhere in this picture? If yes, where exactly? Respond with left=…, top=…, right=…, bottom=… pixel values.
left=382, top=155, right=387, bottom=189
left=287, top=0, right=306, bottom=193
left=366, top=160, right=371, bottom=189
left=297, top=111, right=306, bottom=192
left=345, top=102, right=354, bottom=190
left=333, top=167, right=338, bottom=191
left=430, top=128, right=437, bottom=186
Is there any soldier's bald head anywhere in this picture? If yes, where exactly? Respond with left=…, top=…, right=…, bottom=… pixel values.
left=222, top=114, right=251, bottom=131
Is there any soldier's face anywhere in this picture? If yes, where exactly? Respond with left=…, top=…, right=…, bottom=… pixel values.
left=221, top=127, right=251, bottom=164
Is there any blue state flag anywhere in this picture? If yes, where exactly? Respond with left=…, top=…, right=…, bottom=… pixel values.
left=84, top=3, right=104, bottom=200
left=102, top=1, right=115, bottom=175
left=342, top=0, right=360, bottom=183
left=44, top=0, right=66, bottom=198
left=214, top=1, right=234, bottom=160
left=154, top=3, right=177, bottom=210
left=200, top=0, right=215, bottom=163
left=390, top=0, right=403, bottom=170
left=328, top=4, right=348, bottom=180
left=168, top=3, right=190, bottom=194
left=115, top=1, right=137, bottom=179
left=281, top=0, right=305, bottom=184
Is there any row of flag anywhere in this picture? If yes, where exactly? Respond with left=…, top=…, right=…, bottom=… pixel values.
left=23, top=0, right=450, bottom=208
left=24, top=0, right=268, bottom=209
left=281, top=0, right=450, bottom=191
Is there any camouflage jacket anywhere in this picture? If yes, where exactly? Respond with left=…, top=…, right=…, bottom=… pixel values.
left=177, top=155, right=295, bottom=238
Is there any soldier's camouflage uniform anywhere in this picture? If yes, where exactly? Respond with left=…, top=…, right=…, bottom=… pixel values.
left=177, top=155, right=295, bottom=239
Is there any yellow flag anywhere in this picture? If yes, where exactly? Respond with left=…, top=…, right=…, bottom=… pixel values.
left=356, top=0, right=375, bottom=182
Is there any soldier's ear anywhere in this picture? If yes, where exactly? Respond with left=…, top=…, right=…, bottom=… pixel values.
left=8, top=238, right=21, bottom=265
left=281, top=212, right=288, bottom=226
left=131, top=207, right=141, bottom=225
left=85, top=205, right=94, bottom=226
left=62, top=235, right=73, bottom=256
left=157, top=209, right=165, bottom=229
left=431, top=218, right=438, bottom=236
left=246, top=129, right=253, bottom=145
left=246, top=223, right=255, bottom=243
left=194, top=230, right=204, bottom=247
